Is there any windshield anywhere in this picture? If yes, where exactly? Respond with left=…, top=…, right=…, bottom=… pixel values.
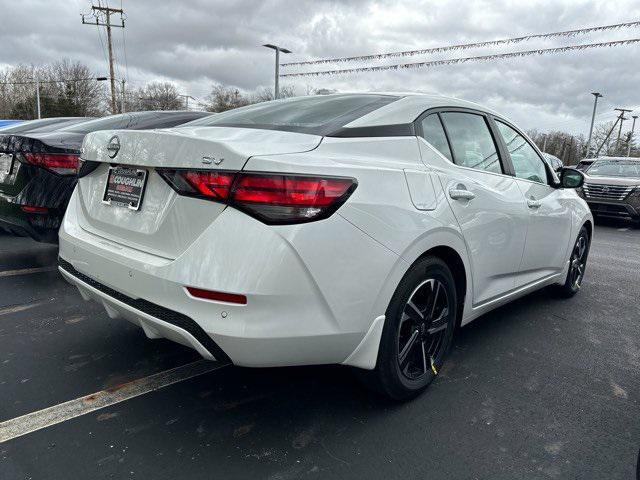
left=587, top=159, right=640, bottom=177
left=185, top=94, right=400, bottom=135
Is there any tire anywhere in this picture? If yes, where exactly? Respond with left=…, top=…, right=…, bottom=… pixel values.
left=358, top=256, right=458, bottom=401
left=556, top=226, right=590, bottom=298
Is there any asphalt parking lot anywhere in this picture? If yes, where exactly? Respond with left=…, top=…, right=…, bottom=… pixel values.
left=0, top=221, right=638, bottom=480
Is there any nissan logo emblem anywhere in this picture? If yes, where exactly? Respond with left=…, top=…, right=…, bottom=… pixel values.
left=107, top=136, right=120, bottom=158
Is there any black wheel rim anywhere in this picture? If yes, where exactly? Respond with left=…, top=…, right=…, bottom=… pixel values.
left=397, top=278, right=450, bottom=380
left=569, top=233, right=588, bottom=289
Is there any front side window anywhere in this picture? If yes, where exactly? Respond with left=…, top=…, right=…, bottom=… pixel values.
left=440, top=112, right=502, bottom=174
left=496, top=121, right=548, bottom=184
left=420, top=114, right=452, bottom=161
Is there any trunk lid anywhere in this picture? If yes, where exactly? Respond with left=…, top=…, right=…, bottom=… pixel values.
left=76, top=127, right=322, bottom=259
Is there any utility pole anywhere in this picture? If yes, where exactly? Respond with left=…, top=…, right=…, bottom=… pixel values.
left=627, top=115, right=638, bottom=157
left=35, top=76, right=41, bottom=119
left=614, top=108, right=632, bottom=153
left=82, top=5, right=125, bottom=114
left=585, top=92, right=602, bottom=157
left=542, top=134, right=548, bottom=152
left=263, top=44, right=292, bottom=99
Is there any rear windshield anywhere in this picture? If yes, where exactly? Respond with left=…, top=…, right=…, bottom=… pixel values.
left=587, top=160, right=640, bottom=177
left=184, top=94, right=399, bottom=135
left=0, top=118, right=88, bottom=134
left=59, top=112, right=208, bottom=134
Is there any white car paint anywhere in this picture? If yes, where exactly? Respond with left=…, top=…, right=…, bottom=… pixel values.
left=59, top=94, right=592, bottom=369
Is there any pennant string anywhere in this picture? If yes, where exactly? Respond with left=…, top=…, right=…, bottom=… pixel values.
left=281, top=21, right=640, bottom=67
left=280, top=38, right=640, bottom=77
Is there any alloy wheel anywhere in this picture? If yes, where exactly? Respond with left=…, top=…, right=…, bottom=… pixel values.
left=397, top=278, right=450, bottom=380
left=569, top=233, right=588, bottom=289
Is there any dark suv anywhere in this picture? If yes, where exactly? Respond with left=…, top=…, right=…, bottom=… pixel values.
left=579, top=157, right=640, bottom=225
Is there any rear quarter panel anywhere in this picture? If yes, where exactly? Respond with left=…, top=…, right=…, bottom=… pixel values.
left=246, top=136, right=472, bottom=327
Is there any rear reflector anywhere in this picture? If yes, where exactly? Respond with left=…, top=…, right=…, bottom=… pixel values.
left=21, top=205, right=49, bottom=214
left=157, top=169, right=357, bottom=224
left=22, top=152, right=80, bottom=175
left=186, top=286, right=247, bottom=305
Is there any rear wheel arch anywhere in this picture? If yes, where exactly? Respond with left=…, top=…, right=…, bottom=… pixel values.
left=414, top=245, right=467, bottom=328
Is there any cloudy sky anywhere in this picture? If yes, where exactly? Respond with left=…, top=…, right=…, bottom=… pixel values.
left=2, top=0, right=640, bottom=134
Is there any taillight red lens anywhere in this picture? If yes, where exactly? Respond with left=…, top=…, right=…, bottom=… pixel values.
left=157, top=170, right=235, bottom=201
left=23, top=152, right=79, bottom=175
left=184, top=171, right=235, bottom=200
left=233, top=174, right=353, bottom=206
left=21, top=205, right=49, bottom=214
left=157, top=169, right=357, bottom=224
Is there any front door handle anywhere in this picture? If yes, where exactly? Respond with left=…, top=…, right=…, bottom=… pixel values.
left=449, top=188, right=475, bottom=201
left=527, top=199, right=542, bottom=209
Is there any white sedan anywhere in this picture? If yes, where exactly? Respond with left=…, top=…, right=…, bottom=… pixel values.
left=59, top=93, right=592, bottom=400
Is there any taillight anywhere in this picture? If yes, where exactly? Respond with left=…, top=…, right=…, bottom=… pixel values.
left=232, top=173, right=356, bottom=224
left=157, top=170, right=357, bottom=224
left=22, top=152, right=80, bottom=175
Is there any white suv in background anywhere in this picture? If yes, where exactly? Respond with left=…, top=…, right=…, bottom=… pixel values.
left=58, top=94, right=592, bottom=400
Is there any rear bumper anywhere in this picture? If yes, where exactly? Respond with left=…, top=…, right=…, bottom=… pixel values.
left=59, top=188, right=400, bottom=368
left=0, top=203, right=60, bottom=242
left=59, top=258, right=231, bottom=363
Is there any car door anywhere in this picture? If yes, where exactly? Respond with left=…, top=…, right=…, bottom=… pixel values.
left=419, top=111, right=529, bottom=306
left=493, top=119, right=573, bottom=285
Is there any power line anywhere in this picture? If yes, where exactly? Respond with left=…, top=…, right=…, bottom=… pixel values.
left=281, top=37, right=640, bottom=77
left=282, top=20, right=640, bottom=67
left=0, top=78, right=98, bottom=85
left=120, top=0, right=129, bottom=81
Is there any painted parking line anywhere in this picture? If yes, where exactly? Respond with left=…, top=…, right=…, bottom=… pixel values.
left=0, top=301, right=45, bottom=316
left=0, top=266, right=57, bottom=278
left=0, top=359, right=227, bottom=443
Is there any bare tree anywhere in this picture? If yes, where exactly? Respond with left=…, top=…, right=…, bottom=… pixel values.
left=528, top=130, right=586, bottom=166
left=0, top=60, right=106, bottom=119
left=135, top=82, right=183, bottom=111
left=41, top=60, right=105, bottom=117
left=204, top=85, right=251, bottom=112
left=252, top=85, right=296, bottom=103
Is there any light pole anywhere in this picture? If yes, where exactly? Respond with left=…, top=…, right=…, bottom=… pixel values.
left=627, top=115, right=638, bottom=157
left=263, top=44, right=291, bottom=99
left=585, top=92, right=602, bottom=158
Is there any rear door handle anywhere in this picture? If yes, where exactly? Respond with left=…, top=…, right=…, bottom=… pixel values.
left=527, top=199, right=542, bottom=209
left=449, top=188, right=475, bottom=201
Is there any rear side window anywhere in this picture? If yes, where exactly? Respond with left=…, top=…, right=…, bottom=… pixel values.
left=495, top=121, right=548, bottom=184
left=420, top=114, right=452, bottom=161
left=440, top=112, right=502, bottom=174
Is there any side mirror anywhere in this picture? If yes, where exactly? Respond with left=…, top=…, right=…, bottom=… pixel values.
left=559, top=167, right=584, bottom=189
